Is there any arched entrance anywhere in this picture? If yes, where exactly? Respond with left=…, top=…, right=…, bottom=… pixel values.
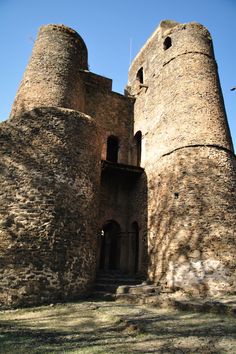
left=98, top=221, right=121, bottom=271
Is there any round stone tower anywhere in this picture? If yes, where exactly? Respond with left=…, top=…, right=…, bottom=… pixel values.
left=128, top=21, right=236, bottom=296
left=0, top=25, right=102, bottom=307
left=0, top=108, right=101, bottom=307
left=10, top=24, right=87, bottom=118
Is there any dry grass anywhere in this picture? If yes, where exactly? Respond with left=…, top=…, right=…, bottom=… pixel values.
left=0, top=300, right=236, bottom=353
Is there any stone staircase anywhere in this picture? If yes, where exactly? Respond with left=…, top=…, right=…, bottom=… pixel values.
left=89, top=273, right=236, bottom=316
left=90, top=271, right=161, bottom=303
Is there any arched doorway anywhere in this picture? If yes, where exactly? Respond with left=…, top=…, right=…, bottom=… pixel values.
left=130, top=222, right=139, bottom=274
left=99, top=221, right=121, bottom=271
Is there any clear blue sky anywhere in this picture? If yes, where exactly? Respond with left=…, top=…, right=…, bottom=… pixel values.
left=1, top=0, right=236, bottom=147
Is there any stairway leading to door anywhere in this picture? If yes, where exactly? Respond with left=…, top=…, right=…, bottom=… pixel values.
left=90, top=271, right=161, bottom=303
left=90, top=271, right=144, bottom=301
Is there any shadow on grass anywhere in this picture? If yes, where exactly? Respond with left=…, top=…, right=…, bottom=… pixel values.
left=0, top=301, right=236, bottom=353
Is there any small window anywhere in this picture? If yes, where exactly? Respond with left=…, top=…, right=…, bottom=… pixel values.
left=134, top=131, right=142, bottom=167
left=163, top=36, right=172, bottom=50
left=106, top=135, right=119, bottom=162
left=136, top=67, right=144, bottom=84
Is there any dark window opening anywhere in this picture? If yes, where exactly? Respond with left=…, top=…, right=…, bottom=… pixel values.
left=106, top=135, right=119, bottom=162
left=134, top=131, right=142, bottom=167
left=136, top=67, right=144, bottom=84
left=163, top=36, right=172, bottom=50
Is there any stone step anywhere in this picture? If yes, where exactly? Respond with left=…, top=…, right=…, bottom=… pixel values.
left=95, top=277, right=142, bottom=285
left=94, top=283, right=120, bottom=293
left=97, top=272, right=142, bottom=280
left=93, top=272, right=148, bottom=300
left=115, top=293, right=160, bottom=305
left=116, top=284, right=161, bottom=295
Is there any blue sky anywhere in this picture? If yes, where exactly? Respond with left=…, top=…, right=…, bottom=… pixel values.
left=0, top=0, right=236, bottom=147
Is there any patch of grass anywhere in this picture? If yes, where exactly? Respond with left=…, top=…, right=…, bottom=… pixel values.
left=0, top=301, right=236, bottom=353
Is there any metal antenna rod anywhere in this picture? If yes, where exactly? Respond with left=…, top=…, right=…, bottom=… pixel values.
left=129, top=37, right=132, bottom=67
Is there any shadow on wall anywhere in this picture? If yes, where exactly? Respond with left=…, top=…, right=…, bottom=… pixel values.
left=0, top=107, right=101, bottom=307
left=148, top=146, right=236, bottom=296
left=97, top=161, right=148, bottom=278
left=130, top=171, right=149, bottom=278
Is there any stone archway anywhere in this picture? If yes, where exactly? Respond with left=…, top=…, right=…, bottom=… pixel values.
left=98, top=220, right=121, bottom=272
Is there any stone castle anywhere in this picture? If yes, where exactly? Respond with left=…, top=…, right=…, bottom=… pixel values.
left=0, top=20, right=236, bottom=307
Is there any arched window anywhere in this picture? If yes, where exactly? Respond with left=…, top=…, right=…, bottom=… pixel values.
left=134, top=131, right=142, bottom=167
left=106, top=135, right=119, bottom=162
left=136, top=67, right=144, bottom=84
left=163, top=36, right=172, bottom=50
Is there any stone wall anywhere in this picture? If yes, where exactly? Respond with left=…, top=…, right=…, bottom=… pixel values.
left=148, top=146, right=236, bottom=296
left=128, top=20, right=236, bottom=296
left=98, top=166, right=147, bottom=276
left=81, top=70, right=134, bottom=164
left=0, top=24, right=138, bottom=307
left=128, top=21, right=233, bottom=156
left=0, top=107, right=101, bottom=307
left=127, top=172, right=148, bottom=276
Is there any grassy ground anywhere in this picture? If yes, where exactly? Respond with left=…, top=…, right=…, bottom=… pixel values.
left=0, top=300, right=236, bottom=353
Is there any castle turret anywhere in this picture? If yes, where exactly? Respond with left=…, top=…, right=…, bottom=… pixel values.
left=10, top=25, right=87, bottom=118
left=128, top=21, right=233, bottom=155
left=0, top=25, right=102, bottom=307
left=128, top=21, right=236, bottom=296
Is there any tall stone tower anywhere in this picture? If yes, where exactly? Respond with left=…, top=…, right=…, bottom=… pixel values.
left=10, top=24, right=87, bottom=118
left=127, top=20, right=236, bottom=296
left=0, top=25, right=102, bottom=307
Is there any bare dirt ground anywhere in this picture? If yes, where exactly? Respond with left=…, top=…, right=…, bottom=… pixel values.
left=0, top=300, right=236, bottom=353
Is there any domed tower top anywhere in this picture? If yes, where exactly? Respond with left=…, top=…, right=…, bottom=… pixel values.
left=10, top=24, right=88, bottom=118
left=38, top=24, right=88, bottom=70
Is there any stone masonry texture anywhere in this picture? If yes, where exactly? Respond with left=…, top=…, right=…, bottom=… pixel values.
left=127, top=20, right=236, bottom=296
left=0, top=108, right=101, bottom=307
left=0, top=21, right=235, bottom=307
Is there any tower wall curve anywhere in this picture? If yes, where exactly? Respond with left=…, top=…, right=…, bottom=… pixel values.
left=0, top=107, right=101, bottom=307
left=128, top=21, right=236, bottom=296
left=10, top=25, right=88, bottom=119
